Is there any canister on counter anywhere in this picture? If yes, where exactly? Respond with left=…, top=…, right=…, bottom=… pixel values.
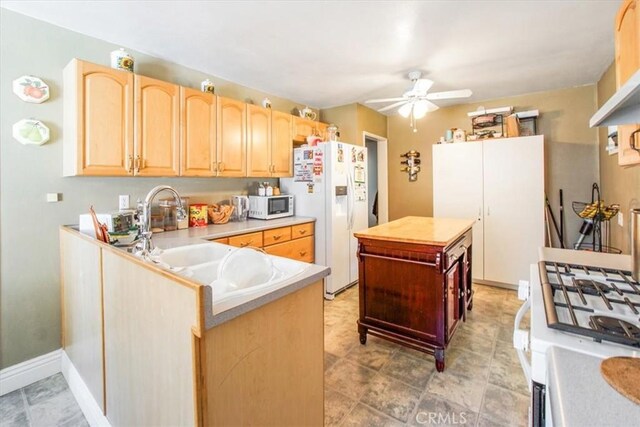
left=189, top=203, right=208, bottom=227
left=161, top=197, right=190, bottom=229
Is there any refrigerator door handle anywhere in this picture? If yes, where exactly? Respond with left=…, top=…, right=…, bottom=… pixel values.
left=347, top=171, right=355, bottom=230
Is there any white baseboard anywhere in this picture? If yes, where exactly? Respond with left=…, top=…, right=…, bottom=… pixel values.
left=0, top=349, right=62, bottom=396
left=61, top=351, right=111, bottom=427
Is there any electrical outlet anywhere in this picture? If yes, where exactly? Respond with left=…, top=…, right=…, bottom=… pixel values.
left=46, top=193, right=61, bottom=203
left=119, top=195, right=130, bottom=210
left=618, top=211, right=624, bottom=227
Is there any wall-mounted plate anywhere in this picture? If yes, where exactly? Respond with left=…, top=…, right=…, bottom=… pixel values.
left=12, top=119, right=50, bottom=145
left=13, top=75, right=50, bottom=103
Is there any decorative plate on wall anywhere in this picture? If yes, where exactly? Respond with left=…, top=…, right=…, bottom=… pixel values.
left=12, top=75, right=50, bottom=103
left=12, top=119, right=50, bottom=145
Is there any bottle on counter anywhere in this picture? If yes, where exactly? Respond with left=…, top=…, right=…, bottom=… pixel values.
left=266, top=183, right=273, bottom=196
left=258, top=182, right=266, bottom=196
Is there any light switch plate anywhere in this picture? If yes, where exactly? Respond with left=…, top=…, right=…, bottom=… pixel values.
left=46, top=193, right=61, bottom=202
left=618, top=211, right=624, bottom=227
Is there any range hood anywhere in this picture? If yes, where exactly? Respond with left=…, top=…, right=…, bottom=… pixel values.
left=590, top=69, right=640, bottom=128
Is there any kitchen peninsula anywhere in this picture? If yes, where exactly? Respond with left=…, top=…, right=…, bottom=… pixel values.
left=354, top=216, right=475, bottom=371
left=60, top=217, right=329, bottom=426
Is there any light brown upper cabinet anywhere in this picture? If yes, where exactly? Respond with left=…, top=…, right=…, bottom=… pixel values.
left=246, top=104, right=272, bottom=177
left=615, top=0, right=640, bottom=166
left=247, top=108, right=293, bottom=177
left=63, top=59, right=134, bottom=176
left=293, top=117, right=317, bottom=142
left=134, top=75, right=180, bottom=176
left=271, top=111, right=293, bottom=177
left=180, top=87, right=217, bottom=177
left=316, top=122, right=328, bottom=142
left=217, top=96, right=247, bottom=177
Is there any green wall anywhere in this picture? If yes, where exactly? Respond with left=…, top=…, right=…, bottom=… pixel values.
left=0, top=10, right=311, bottom=368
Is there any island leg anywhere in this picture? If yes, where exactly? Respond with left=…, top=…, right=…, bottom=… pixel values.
left=435, top=348, right=445, bottom=372
left=357, top=324, right=367, bottom=345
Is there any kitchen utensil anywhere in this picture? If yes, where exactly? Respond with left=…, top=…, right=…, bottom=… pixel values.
left=89, top=206, right=110, bottom=243
left=231, top=195, right=250, bottom=222
left=600, top=357, right=640, bottom=404
left=632, top=209, right=640, bottom=281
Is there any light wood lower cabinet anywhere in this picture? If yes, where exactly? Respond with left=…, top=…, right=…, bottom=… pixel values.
left=60, top=227, right=324, bottom=426
left=223, top=221, right=315, bottom=262
left=264, top=236, right=314, bottom=263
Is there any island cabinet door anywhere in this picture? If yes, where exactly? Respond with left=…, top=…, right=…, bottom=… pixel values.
left=445, top=260, right=462, bottom=342
left=357, top=240, right=444, bottom=343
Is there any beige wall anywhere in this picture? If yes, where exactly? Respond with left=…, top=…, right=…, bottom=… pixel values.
left=388, top=85, right=600, bottom=247
left=0, top=10, right=310, bottom=368
left=320, top=103, right=387, bottom=146
left=597, top=62, right=640, bottom=254
left=320, top=104, right=358, bottom=144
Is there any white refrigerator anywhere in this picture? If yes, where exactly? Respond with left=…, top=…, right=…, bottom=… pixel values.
left=281, top=142, right=368, bottom=299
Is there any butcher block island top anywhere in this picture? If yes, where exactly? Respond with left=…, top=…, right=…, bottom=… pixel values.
left=354, top=216, right=475, bottom=246
left=355, top=216, right=474, bottom=372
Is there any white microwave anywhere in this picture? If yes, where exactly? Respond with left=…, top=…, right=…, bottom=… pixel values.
left=248, top=195, right=294, bottom=220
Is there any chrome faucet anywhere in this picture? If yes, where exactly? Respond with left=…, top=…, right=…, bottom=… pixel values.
left=135, top=185, right=186, bottom=257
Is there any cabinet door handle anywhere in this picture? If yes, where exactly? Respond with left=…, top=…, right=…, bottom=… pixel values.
left=240, top=240, right=252, bottom=247
left=299, top=251, right=307, bottom=256
left=298, top=229, right=307, bottom=235
left=631, top=128, right=640, bottom=152
left=273, top=234, right=282, bottom=240
left=212, top=161, right=218, bottom=172
left=487, top=206, right=490, bottom=216
left=134, top=155, right=141, bottom=173
left=127, top=155, right=134, bottom=173
left=219, top=162, right=225, bottom=172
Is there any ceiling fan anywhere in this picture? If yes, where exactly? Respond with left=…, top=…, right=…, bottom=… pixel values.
left=365, top=71, right=472, bottom=130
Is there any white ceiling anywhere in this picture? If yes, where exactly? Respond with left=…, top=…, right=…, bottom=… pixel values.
left=1, top=0, right=621, bottom=112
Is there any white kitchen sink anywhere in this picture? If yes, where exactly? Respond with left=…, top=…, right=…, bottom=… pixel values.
left=155, top=242, right=232, bottom=267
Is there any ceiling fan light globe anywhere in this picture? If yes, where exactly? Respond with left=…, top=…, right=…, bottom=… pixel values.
left=398, top=102, right=413, bottom=118
left=413, top=100, right=430, bottom=119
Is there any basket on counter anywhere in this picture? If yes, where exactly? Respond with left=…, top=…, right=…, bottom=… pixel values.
left=208, top=204, right=234, bottom=224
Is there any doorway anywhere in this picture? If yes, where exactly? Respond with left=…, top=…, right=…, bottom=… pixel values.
left=363, top=132, right=388, bottom=226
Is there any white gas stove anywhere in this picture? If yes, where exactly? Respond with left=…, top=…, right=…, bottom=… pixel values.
left=514, top=248, right=639, bottom=427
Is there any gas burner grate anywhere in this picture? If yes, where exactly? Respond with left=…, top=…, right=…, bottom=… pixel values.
left=539, top=261, right=640, bottom=349
left=590, top=316, right=640, bottom=339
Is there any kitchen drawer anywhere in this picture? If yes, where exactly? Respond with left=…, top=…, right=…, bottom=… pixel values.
left=291, top=222, right=314, bottom=239
left=264, top=236, right=314, bottom=263
left=228, top=232, right=263, bottom=248
left=211, top=237, right=229, bottom=244
left=263, top=226, right=292, bottom=246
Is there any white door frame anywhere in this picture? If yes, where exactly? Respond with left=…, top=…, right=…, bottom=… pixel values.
left=362, top=131, right=389, bottom=224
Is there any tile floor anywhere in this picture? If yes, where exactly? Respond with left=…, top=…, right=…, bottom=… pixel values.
left=324, top=283, right=531, bottom=427
left=0, top=373, right=88, bottom=427
left=0, top=283, right=529, bottom=427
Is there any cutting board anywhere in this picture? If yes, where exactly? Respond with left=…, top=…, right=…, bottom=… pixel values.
left=601, top=357, right=640, bottom=405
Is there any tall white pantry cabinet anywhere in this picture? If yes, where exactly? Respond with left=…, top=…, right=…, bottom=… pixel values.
left=433, top=135, right=545, bottom=286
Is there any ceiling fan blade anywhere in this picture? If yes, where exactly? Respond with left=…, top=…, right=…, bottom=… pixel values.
left=413, top=78, right=433, bottom=94
left=426, top=89, right=472, bottom=100
left=364, top=97, right=407, bottom=104
left=377, top=100, right=407, bottom=113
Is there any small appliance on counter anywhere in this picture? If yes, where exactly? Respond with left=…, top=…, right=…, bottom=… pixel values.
left=79, top=211, right=135, bottom=235
left=231, top=195, right=250, bottom=222
left=248, top=195, right=294, bottom=220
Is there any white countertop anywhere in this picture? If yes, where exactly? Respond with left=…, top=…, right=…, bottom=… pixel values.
left=547, top=346, right=640, bottom=427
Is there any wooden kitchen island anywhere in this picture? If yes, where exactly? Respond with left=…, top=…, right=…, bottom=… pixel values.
left=354, top=216, right=474, bottom=372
